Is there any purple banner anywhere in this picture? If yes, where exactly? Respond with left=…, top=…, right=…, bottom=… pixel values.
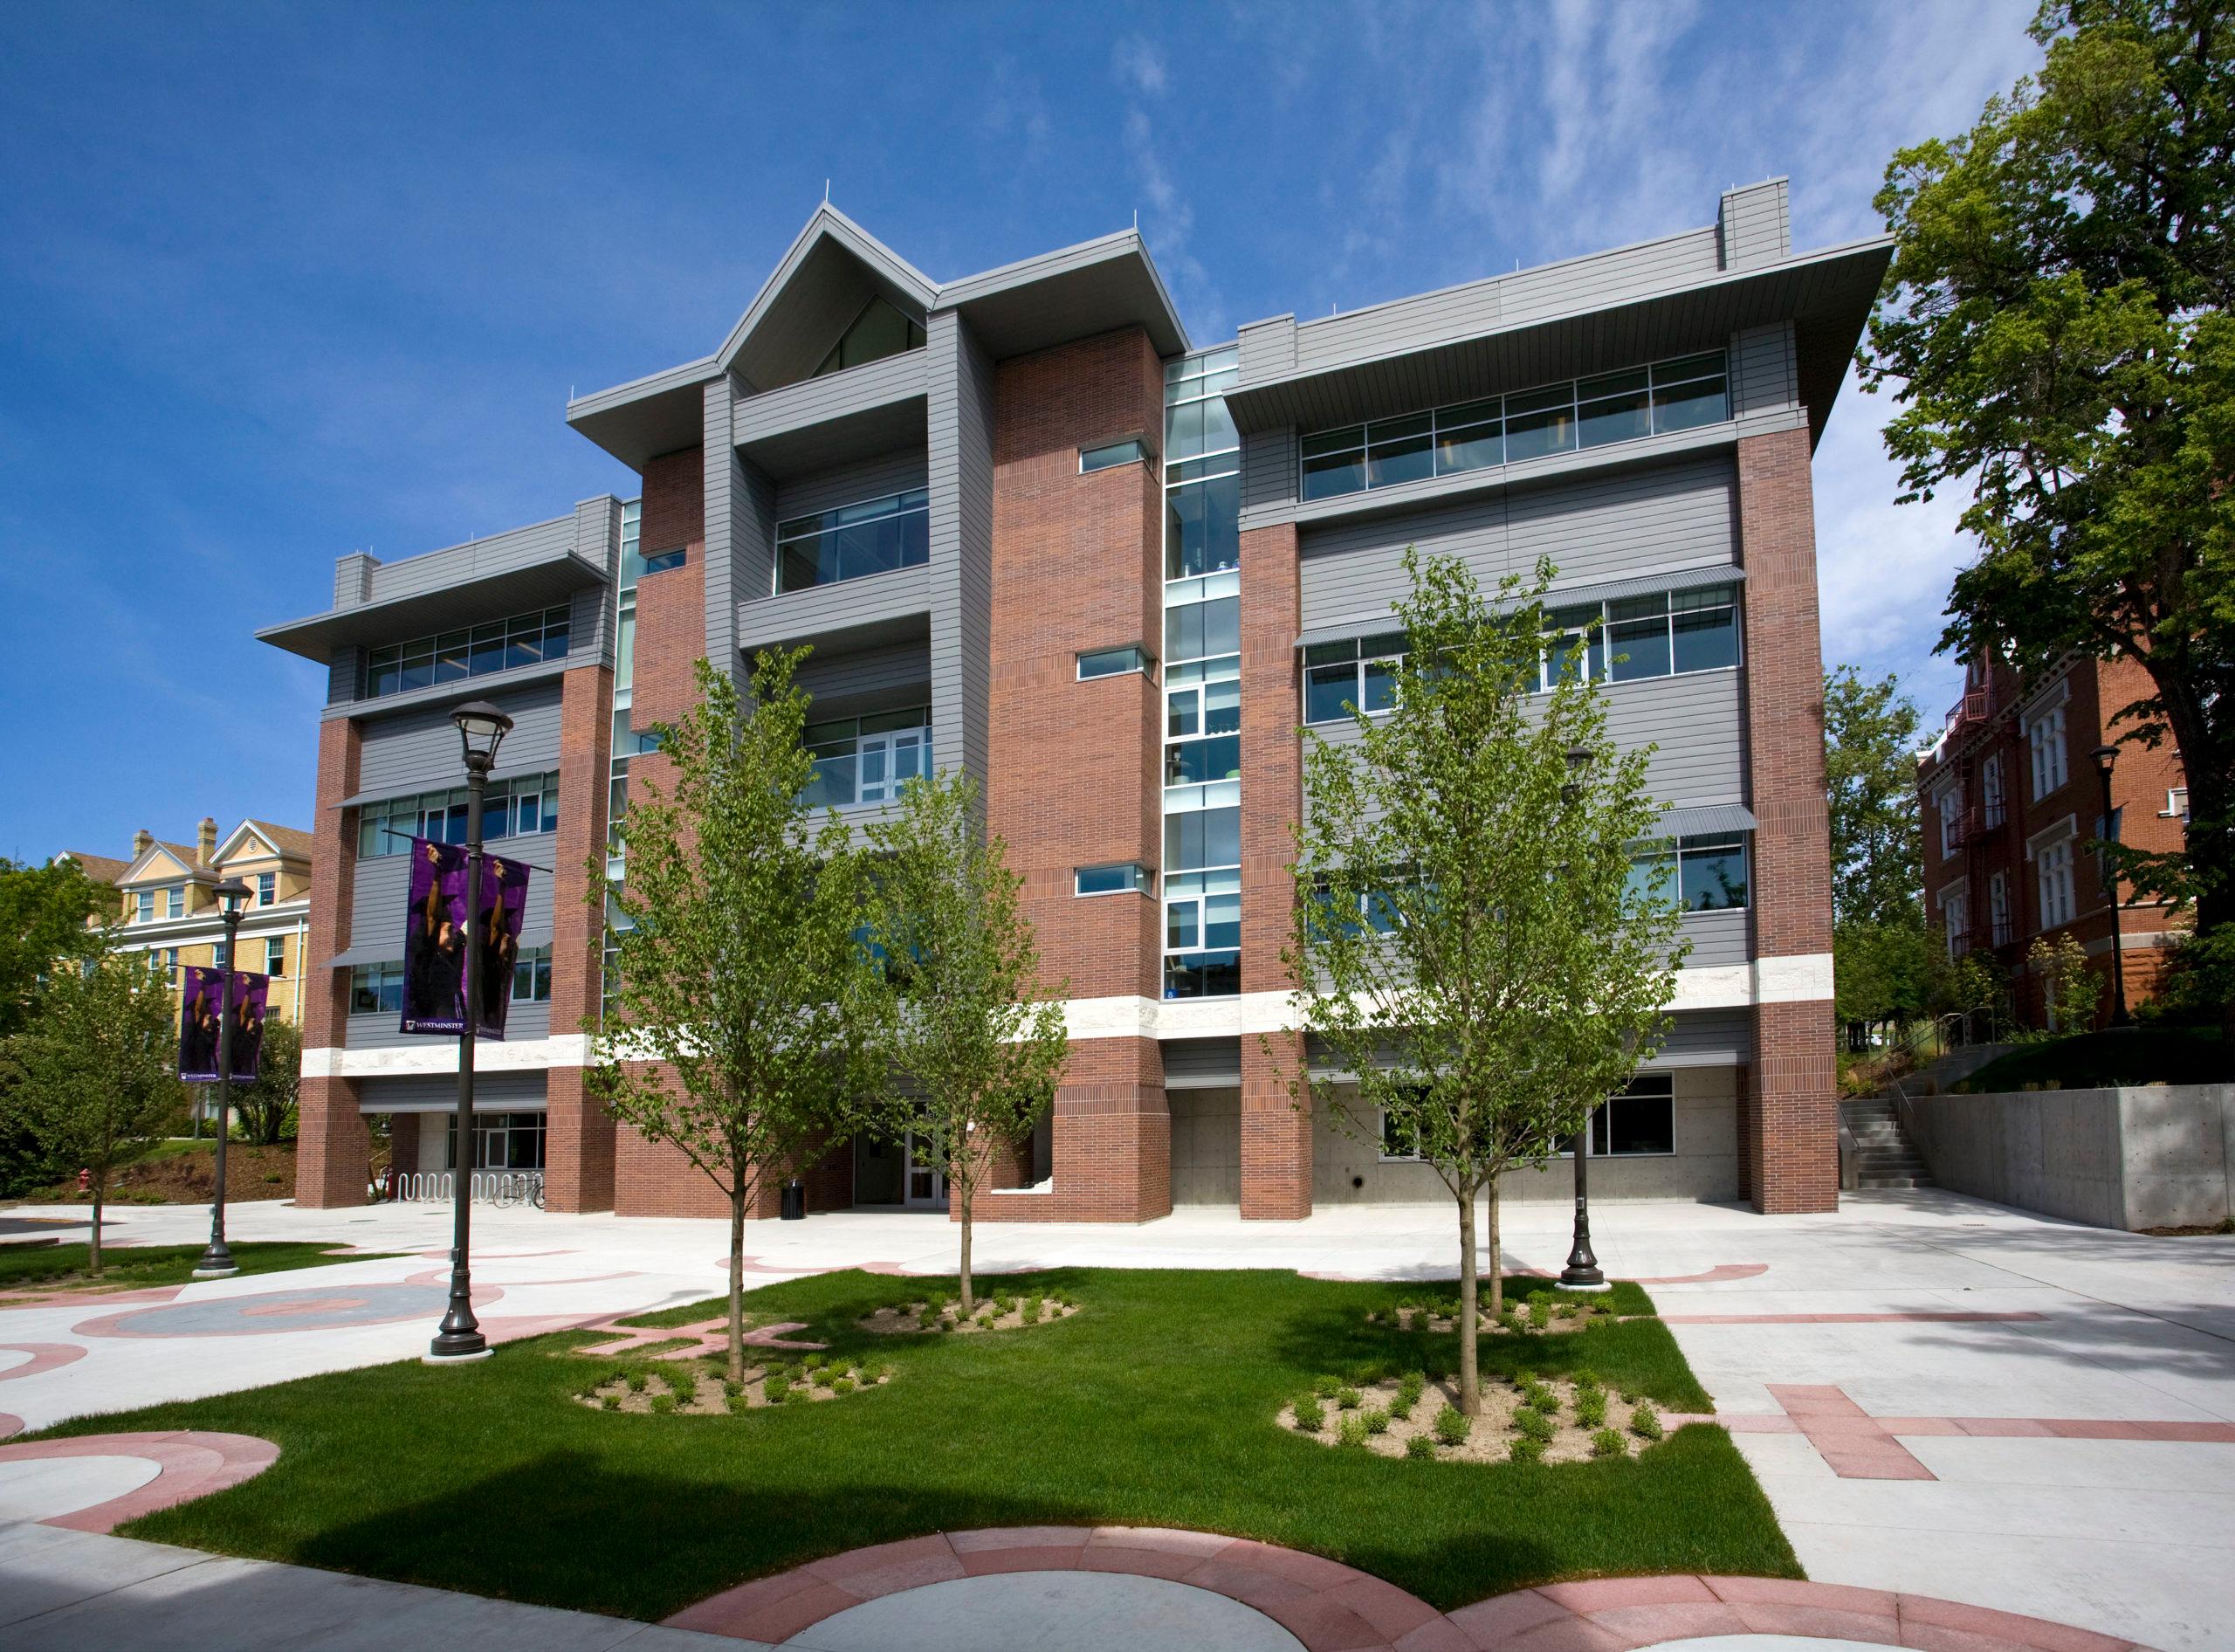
left=400, top=836, right=531, bottom=1038
left=178, top=966, right=271, bottom=1084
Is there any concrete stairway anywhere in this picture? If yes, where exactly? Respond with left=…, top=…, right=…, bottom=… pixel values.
left=1840, top=1097, right=1935, bottom=1190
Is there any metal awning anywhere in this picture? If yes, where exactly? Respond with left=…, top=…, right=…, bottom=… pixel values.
left=1652, top=802, right=1757, bottom=838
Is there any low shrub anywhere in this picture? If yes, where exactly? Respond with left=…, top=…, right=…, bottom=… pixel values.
left=1389, top=1394, right=1414, bottom=1422
left=1405, top=1434, right=1436, bottom=1460
left=1513, top=1408, right=1554, bottom=1444
left=1293, top=1397, right=1325, bottom=1431
left=1592, top=1428, right=1626, bottom=1458
left=1575, top=1391, right=1606, bottom=1428
left=802, top=1354, right=827, bottom=1373
left=1337, top=1413, right=1370, bottom=1448
left=650, top=1394, right=676, bottom=1415
left=1363, top=1408, right=1390, bottom=1435
left=1573, top=1370, right=1602, bottom=1394
left=727, top=1394, right=751, bottom=1415
left=1508, top=1435, right=1545, bottom=1464
left=921, top=1296, right=948, bottom=1322
left=599, top=1394, right=620, bottom=1412
left=1521, top=1380, right=1558, bottom=1414
left=1631, top=1401, right=1664, bottom=1442
left=1528, top=1299, right=1551, bottom=1330
left=1312, top=1374, right=1340, bottom=1399
left=1434, top=1406, right=1471, bottom=1446
left=667, top=1369, right=699, bottom=1405
left=831, top=1377, right=855, bottom=1394
left=870, top=1363, right=892, bottom=1383
left=1499, top=1311, right=1524, bottom=1334
left=623, top=1370, right=649, bottom=1394
left=764, top=1374, right=791, bottom=1404
left=1398, top=1370, right=1427, bottom=1404
left=1335, top=1386, right=1363, bottom=1410
left=721, top=1378, right=742, bottom=1399
left=1020, top=1298, right=1041, bottom=1325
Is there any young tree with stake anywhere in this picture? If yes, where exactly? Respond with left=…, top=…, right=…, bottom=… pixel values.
left=590, top=652, right=882, bottom=1382
left=1286, top=549, right=1683, bottom=1415
left=864, top=768, right=1068, bottom=1317
left=0, top=951, right=184, bottom=1274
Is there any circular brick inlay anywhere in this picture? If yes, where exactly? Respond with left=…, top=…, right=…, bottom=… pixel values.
left=0, top=1344, right=85, bottom=1382
left=72, top=1283, right=499, bottom=1339
left=0, top=1430, right=278, bottom=1532
left=665, top=1532, right=2155, bottom=1652
left=791, top=1570, right=1304, bottom=1650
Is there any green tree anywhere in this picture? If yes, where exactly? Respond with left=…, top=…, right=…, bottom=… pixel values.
left=0, top=951, right=182, bottom=1273
left=589, top=652, right=883, bottom=1381
left=1286, top=549, right=1683, bottom=1415
left=863, top=769, right=1069, bottom=1317
left=1862, top=1, right=2235, bottom=1057
left=0, top=857, right=108, bottom=1196
left=232, top=1017, right=300, bottom=1146
left=1824, top=667, right=1931, bottom=1046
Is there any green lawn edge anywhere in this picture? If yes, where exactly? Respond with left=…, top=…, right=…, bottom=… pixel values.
left=44, top=1266, right=1793, bottom=1620
left=0, top=1241, right=395, bottom=1292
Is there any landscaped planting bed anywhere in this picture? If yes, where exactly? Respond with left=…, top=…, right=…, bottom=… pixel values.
left=1368, top=1284, right=1623, bottom=1336
left=1283, top=1367, right=1665, bottom=1464
left=65, top=1267, right=1790, bottom=1622
left=858, top=1289, right=1078, bottom=1334
left=574, top=1355, right=893, bottom=1415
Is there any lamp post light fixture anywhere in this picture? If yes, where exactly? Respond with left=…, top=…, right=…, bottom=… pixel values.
left=427, top=699, right=513, bottom=1365
left=192, top=877, right=255, bottom=1279
left=1558, top=743, right=1610, bottom=1292
left=2089, top=742, right=2132, bottom=1029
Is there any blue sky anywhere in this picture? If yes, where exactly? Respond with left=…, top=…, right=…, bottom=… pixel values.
left=0, top=0, right=2043, bottom=860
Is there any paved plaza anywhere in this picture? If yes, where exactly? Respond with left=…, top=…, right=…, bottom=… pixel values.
left=0, top=1188, right=2230, bottom=1649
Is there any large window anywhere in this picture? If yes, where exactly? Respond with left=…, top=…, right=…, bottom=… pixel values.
left=1542, top=583, right=1739, bottom=692
left=256, top=872, right=276, bottom=906
left=512, top=944, right=552, bottom=1003
left=1166, top=657, right=1241, bottom=788
left=166, top=886, right=185, bottom=919
left=1299, top=352, right=1729, bottom=502
left=812, top=297, right=925, bottom=378
left=1590, top=1075, right=1675, bottom=1156
left=801, top=709, right=931, bottom=809
left=265, top=937, right=286, bottom=977
left=1627, top=834, right=1750, bottom=912
left=1302, top=632, right=1405, bottom=724
left=2036, top=837, right=2076, bottom=929
left=775, top=489, right=929, bottom=594
left=361, top=608, right=571, bottom=701
left=2028, top=704, right=2068, bottom=799
left=350, top=960, right=405, bottom=1015
left=450, top=1111, right=548, bottom=1171
left=1163, top=805, right=1241, bottom=999
left=356, top=772, right=559, bottom=858
left=1165, top=349, right=1240, bottom=580
left=135, top=890, right=154, bottom=923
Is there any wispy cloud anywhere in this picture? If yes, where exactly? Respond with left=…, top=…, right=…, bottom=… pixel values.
left=1111, top=32, right=1222, bottom=340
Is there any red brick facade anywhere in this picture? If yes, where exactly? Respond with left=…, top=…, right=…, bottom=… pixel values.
left=1736, top=429, right=1838, bottom=1214
left=543, top=658, right=615, bottom=1213
left=298, top=714, right=368, bottom=1208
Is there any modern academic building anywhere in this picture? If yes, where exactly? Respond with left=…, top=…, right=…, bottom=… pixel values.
left=265, top=178, right=1884, bottom=1220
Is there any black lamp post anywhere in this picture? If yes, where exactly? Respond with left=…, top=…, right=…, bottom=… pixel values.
left=427, top=699, right=512, bottom=1365
left=1558, top=743, right=1609, bottom=1292
left=193, top=877, right=254, bottom=1279
left=2089, top=742, right=2132, bottom=1029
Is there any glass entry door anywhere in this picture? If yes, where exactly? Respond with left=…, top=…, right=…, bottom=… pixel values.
left=904, top=1128, right=947, bottom=1209
left=858, top=728, right=928, bottom=804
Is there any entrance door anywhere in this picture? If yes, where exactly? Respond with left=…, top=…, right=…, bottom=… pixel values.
left=857, top=727, right=928, bottom=804
left=904, top=1128, right=947, bottom=1209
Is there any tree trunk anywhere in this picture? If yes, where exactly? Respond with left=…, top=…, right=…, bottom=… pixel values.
left=1486, top=1181, right=1503, bottom=1319
left=726, top=1185, right=746, bottom=1385
left=88, top=1180, right=104, bottom=1277
left=1455, top=1184, right=1479, bottom=1415
left=956, top=1178, right=974, bottom=1318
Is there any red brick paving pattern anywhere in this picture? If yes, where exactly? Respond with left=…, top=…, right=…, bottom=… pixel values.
left=662, top=1526, right=2151, bottom=1649
left=0, top=1429, right=278, bottom=1532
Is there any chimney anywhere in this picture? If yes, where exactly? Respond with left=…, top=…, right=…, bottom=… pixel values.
left=133, top=829, right=153, bottom=858
left=197, top=817, right=218, bottom=867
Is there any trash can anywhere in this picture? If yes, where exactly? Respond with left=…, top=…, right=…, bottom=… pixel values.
left=781, top=1179, right=806, bottom=1221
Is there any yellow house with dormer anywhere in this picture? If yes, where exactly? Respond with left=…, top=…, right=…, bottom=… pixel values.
left=65, top=816, right=315, bottom=1023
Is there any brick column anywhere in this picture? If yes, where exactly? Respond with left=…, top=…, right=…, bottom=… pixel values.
left=298, top=714, right=368, bottom=1207
left=1239, top=518, right=1310, bottom=1216
left=979, top=327, right=1169, bottom=1224
left=1737, top=428, right=1838, bottom=1214
left=544, top=660, right=615, bottom=1212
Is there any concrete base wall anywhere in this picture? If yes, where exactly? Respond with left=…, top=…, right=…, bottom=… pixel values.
left=1905, top=1084, right=2235, bottom=1230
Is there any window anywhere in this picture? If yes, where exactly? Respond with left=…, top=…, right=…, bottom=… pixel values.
left=265, top=937, right=285, bottom=977
left=812, top=296, right=925, bottom=378
left=1077, top=644, right=1153, bottom=681
left=801, top=709, right=932, bottom=809
left=1627, top=835, right=1750, bottom=912
left=2028, top=704, right=2068, bottom=799
left=1163, top=803, right=1241, bottom=999
left=165, top=885, right=184, bottom=919
left=350, top=960, right=405, bottom=1015
left=213, top=939, right=231, bottom=967
left=451, top=1111, right=548, bottom=1171
left=2037, top=838, right=2076, bottom=929
left=163, top=947, right=180, bottom=980
left=2164, top=787, right=2190, bottom=821
left=1536, top=584, right=1738, bottom=692
left=775, top=489, right=930, bottom=593
left=1076, top=864, right=1152, bottom=897
left=1165, top=595, right=1239, bottom=664
left=361, top=607, right=571, bottom=700
left=1164, top=349, right=1240, bottom=580
left=1302, top=632, right=1406, bottom=724
left=357, top=772, right=560, bottom=857
left=641, top=547, right=685, bottom=575
left=135, top=890, right=154, bottom=923
left=1591, top=1074, right=1675, bottom=1155
left=1937, top=785, right=1963, bottom=859
left=1165, top=806, right=1241, bottom=872
left=1988, top=871, right=2012, bottom=946
left=1982, top=755, right=2005, bottom=828
left=1941, top=887, right=1970, bottom=959
left=1165, top=662, right=1241, bottom=789
left=1379, top=1105, right=1424, bottom=1162
left=1081, top=437, right=1151, bottom=473
left=1298, top=351, right=1730, bottom=501
left=256, top=872, right=276, bottom=906
left=512, top=944, right=553, bottom=1002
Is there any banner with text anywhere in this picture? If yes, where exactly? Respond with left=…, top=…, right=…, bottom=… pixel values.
left=400, top=836, right=532, bottom=1038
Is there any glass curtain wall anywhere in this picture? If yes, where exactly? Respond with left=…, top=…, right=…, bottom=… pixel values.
left=1162, top=349, right=1242, bottom=997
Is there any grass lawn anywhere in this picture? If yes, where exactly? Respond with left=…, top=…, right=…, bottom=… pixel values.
left=43, top=1267, right=1797, bottom=1620
left=1957, top=1024, right=2225, bottom=1091
left=0, top=1242, right=386, bottom=1293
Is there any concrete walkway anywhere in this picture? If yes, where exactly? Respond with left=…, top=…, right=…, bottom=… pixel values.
left=1, top=1188, right=2229, bottom=1649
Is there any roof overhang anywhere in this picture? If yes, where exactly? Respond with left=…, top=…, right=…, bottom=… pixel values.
left=258, top=551, right=609, bottom=665
left=934, top=230, right=1188, bottom=361
left=1225, top=237, right=1892, bottom=451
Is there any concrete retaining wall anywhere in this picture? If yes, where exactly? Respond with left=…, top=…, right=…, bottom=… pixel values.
left=1903, top=1084, right=2235, bottom=1230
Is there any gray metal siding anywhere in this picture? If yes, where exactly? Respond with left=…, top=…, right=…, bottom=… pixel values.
left=334, top=554, right=376, bottom=608
left=1719, top=181, right=1790, bottom=271
left=795, top=639, right=932, bottom=715
left=735, top=565, right=932, bottom=653
left=342, top=850, right=557, bottom=1050
left=360, top=516, right=577, bottom=605
left=1237, top=316, right=1296, bottom=380
left=353, top=678, right=563, bottom=798
left=1653, top=1007, right=1753, bottom=1065
left=773, top=448, right=929, bottom=526
left=703, top=376, right=746, bottom=679
left=1296, top=453, right=1737, bottom=637
left=925, top=311, right=993, bottom=789
left=1675, top=909, right=1750, bottom=972
left=354, top=1071, right=550, bottom=1112
left=732, top=347, right=929, bottom=449
left=1241, top=427, right=1296, bottom=513
left=1604, top=670, right=1745, bottom=809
